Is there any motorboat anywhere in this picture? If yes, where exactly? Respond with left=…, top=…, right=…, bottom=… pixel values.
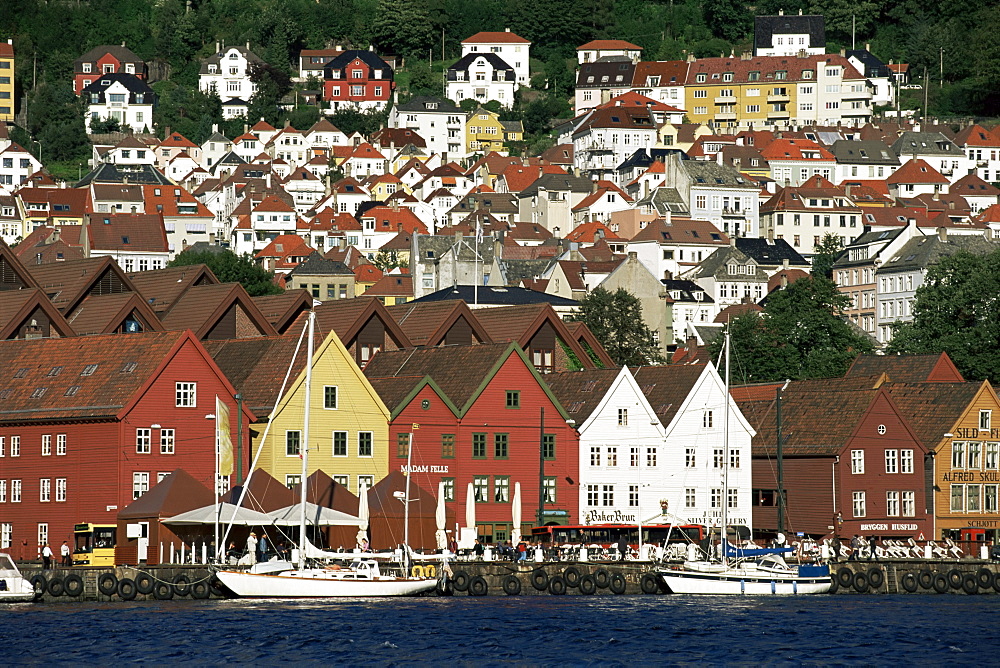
left=0, top=554, right=36, bottom=603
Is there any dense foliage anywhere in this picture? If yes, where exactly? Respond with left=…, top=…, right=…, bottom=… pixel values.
left=169, top=248, right=284, bottom=296
left=566, top=287, right=665, bottom=367
left=887, top=249, right=1000, bottom=383
left=711, top=275, right=875, bottom=382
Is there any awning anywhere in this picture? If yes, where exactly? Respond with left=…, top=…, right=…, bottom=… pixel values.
left=163, top=502, right=273, bottom=526
left=268, top=502, right=361, bottom=526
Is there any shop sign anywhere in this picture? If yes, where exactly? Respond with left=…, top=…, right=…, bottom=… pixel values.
left=584, top=509, right=637, bottom=524
left=400, top=465, right=450, bottom=473
left=860, top=523, right=918, bottom=532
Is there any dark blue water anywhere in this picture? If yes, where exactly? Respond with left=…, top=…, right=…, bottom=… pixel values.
left=1, top=596, right=997, bottom=664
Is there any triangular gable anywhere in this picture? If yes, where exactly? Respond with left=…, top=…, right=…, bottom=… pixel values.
left=565, top=320, right=616, bottom=368
left=577, top=366, right=660, bottom=435
left=28, top=256, right=137, bottom=315
left=842, top=386, right=927, bottom=456
left=162, top=283, right=278, bottom=340
left=128, top=263, right=220, bottom=313
left=661, top=362, right=756, bottom=439
left=929, top=352, right=965, bottom=382
left=0, top=240, right=43, bottom=292
left=510, top=304, right=601, bottom=370
left=400, top=301, right=494, bottom=347
left=316, top=296, right=412, bottom=351
left=252, top=290, right=313, bottom=334
left=0, top=287, right=77, bottom=339
left=66, top=292, right=165, bottom=335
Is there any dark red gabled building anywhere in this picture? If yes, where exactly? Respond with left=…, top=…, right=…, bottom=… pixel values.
left=0, top=331, right=254, bottom=561
left=73, top=45, right=147, bottom=95
left=737, top=374, right=931, bottom=541
left=364, top=342, right=579, bottom=544
left=322, top=50, right=395, bottom=111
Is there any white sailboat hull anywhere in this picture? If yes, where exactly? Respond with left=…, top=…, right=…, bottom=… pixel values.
left=215, top=569, right=438, bottom=598
left=659, top=564, right=832, bottom=595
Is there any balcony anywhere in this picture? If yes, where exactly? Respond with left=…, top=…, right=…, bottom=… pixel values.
left=940, top=167, right=954, bottom=176
left=767, top=109, right=790, bottom=119
left=721, top=207, right=745, bottom=217
left=767, top=93, right=790, bottom=103
left=714, top=112, right=737, bottom=121
left=714, top=94, right=736, bottom=104
left=977, top=160, right=989, bottom=167
left=581, top=141, right=613, bottom=152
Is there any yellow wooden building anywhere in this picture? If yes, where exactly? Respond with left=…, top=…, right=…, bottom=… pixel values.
left=465, top=107, right=522, bottom=155
left=207, top=328, right=391, bottom=496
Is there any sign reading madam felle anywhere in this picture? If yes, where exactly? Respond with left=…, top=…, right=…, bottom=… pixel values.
left=584, top=510, right=637, bottom=524
left=400, top=465, right=450, bottom=473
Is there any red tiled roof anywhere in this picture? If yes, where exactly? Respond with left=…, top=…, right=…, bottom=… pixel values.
left=365, top=273, right=412, bottom=297
left=158, top=133, right=198, bottom=148
left=759, top=138, right=835, bottom=161
left=565, top=220, right=623, bottom=242
left=88, top=213, right=169, bottom=252
left=462, top=31, right=530, bottom=44
left=577, top=40, right=642, bottom=51
left=886, top=158, right=949, bottom=185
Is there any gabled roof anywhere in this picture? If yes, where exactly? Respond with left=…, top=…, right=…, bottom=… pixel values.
left=75, top=44, right=144, bottom=67
left=545, top=367, right=623, bottom=422
left=0, top=330, right=223, bottom=423
left=462, top=31, right=530, bottom=44
left=845, top=352, right=964, bottom=383
left=471, top=302, right=602, bottom=369
left=412, top=284, right=579, bottom=307
left=126, top=263, right=219, bottom=313
left=158, top=133, right=198, bottom=149
left=448, top=52, right=515, bottom=75
left=754, top=14, right=826, bottom=49
left=886, top=158, right=949, bottom=185
left=629, top=217, right=728, bottom=246
left=27, top=256, right=137, bottom=314
left=87, top=213, right=169, bottom=253
left=384, top=300, right=491, bottom=346
left=64, top=291, right=164, bottom=335
left=578, top=39, right=642, bottom=51
left=951, top=172, right=1000, bottom=198
left=313, top=296, right=412, bottom=350
left=759, top=138, right=835, bottom=161
left=251, top=290, right=312, bottom=334
left=0, top=288, right=76, bottom=339
left=954, top=124, right=1000, bottom=148
left=883, top=381, right=990, bottom=449
left=160, top=282, right=278, bottom=339
left=286, top=251, right=352, bottom=278
left=0, top=240, right=44, bottom=291
left=393, top=96, right=463, bottom=113
left=632, top=364, right=709, bottom=427
left=519, top=173, right=594, bottom=198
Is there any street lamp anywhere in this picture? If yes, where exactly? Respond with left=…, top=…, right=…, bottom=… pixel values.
left=31, top=139, right=42, bottom=168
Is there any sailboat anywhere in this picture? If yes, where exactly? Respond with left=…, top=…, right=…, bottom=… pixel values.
left=657, top=329, right=832, bottom=595
left=214, top=312, right=438, bottom=598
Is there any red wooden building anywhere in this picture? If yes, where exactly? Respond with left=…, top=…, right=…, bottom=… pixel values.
left=0, top=331, right=254, bottom=560
left=73, top=45, right=147, bottom=95
left=364, top=342, right=579, bottom=544
left=736, top=374, right=931, bottom=540
left=322, top=50, right=395, bottom=111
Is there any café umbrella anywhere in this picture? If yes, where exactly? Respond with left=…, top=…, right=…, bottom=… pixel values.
left=435, top=480, right=448, bottom=550
left=164, top=502, right=273, bottom=526
left=511, top=482, right=522, bottom=545
left=356, top=485, right=370, bottom=548
left=465, top=482, right=476, bottom=532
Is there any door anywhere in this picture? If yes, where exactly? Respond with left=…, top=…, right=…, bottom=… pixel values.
left=137, top=522, right=149, bottom=562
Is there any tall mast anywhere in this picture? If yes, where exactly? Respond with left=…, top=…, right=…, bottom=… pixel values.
left=404, top=431, right=414, bottom=569
left=721, top=327, right=730, bottom=567
left=297, top=310, right=315, bottom=569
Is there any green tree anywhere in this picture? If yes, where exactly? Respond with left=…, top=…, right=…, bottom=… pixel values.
left=370, top=0, right=435, bottom=58
left=811, top=233, right=845, bottom=280
left=88, top=117, right=123, bottom=135
left=703, top=0, right=752, bottom=42
left=566, top=287, right=664, bottom=366
left=888, top=249, right=1000, bottom=382
left=326, top=107, right=389, bottom=137
left=169, top=249, right=284, bottom=296
left=713, top=276, right=874, bottom=381
left=371, top=249, right=408, bottom=271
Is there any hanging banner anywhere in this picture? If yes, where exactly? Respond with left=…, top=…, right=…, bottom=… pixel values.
left=217, top=395, right=233, bottom=476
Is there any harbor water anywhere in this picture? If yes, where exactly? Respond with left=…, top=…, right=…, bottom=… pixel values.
left=2, top=596, right=998, bottom=664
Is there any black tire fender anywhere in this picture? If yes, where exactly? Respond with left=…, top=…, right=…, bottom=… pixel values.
left=63, top=573, right=84, bottom=597
left=640, top=572, right=660, bottom=595
left=548, top=575, right=566, bottom=595
left=609, top=572, right=627, bottom=594
left=828, top=573, right=839, bottom=594
left=851, top=570, right=870, bottom=593
left=172, top=574, right=191, bottom=597
left=962, top=573, right=979, bottom=595
left=46, top=577, right=65, bottom=597
left=530, top=568, right=549, bottom=591
left=452, top=570, right=471, bottom=592
left=900, top=572, right=918, bottom=593
left=932, top=573, right=949, bottom=594
left=836, top=567, right=854, bottom=588
left=593, top=568, right=610, bottom=589
left=947, top=568, right=963, bottom=590
left=468, top=575, right=488, bottom=597
left=976, top=568, right=993, bottom=590
left=190, top=580, right=211, bottom=599
left=579, top=574, right=597, bottom=595
left=134, top=572, right=154, bottom=595
left=867, top=567, right=884, bottom=590
left=117, top=577, right=137, bottom=601
left=502, top=574, right=521, bottom=596
left=918, top=569, right=934, bottom=590
left=98, top=572, right=118, bottom=596
left=153, top=581, right=174, bottom=600
left=30, top=574, right=46, bottom=598
left=563, top=566, right=581, bottom=588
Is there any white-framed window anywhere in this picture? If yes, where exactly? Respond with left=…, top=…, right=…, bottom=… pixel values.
left=136, top=428, right=151, bottom=454
left=900, top=449, right=914, bottom=474
left=886, top=490, right=899, bottom=516
left=0, top=480, right=5, bottom=502
left=11, top=479, right=20, bottom=503
left=685, top=488, right=696, bottom=508
left=986, top=442, right=999, bottom=470
left=969, top=441, right=982, bottom=469
left=0, top=436, right=4, bottom=457
left=39, top=478, right=50, bottom=503
left=851, top=449, right=864, bottom=474
left=885, top=449, right=898, bottom=474
left=703, top=410, right=713, bottom=428
left=630, top=446, right=639, bottom=467
left=10, top=436, right=18, bottom=457
left=646, top=447, right=657, bottom=467
left=852, top=490, right=866, bottom=517
left=618, top=408, right=628, bottom=426
left=968, top=484, right=982, bottom=512
left=727, top=488, right=738, bottom=508
left=985, top=485, right=998, bottom=512
left=157, top=472, right=170, bottom=483
left=41, top=434, right=51, bottom=456
left=590, top=446, right=601, bottom=467
left=358, top=432, right=373, bottom=457
left=56, top=434, right=66, bottom=456
left=0, top=523, right=10, bottom=549
left=175, top=382, right=197, bottom=407
left=952, top=442, right=966, bottom=469
left=324, top=386, right=338, bottom=410
left=160, top=429, right=175, bottom=454
left=602, top=484, right=614, bottom=507
left=713, top=448, right=724, bottom=468
left=685, top=447, right=696, bottom=468
left=285, top=474, right=301, bottom=489
left=730, top=449, right=741, bottom=469
left=981, top=410, right=992, bottom=431
left=951, top=484, right=965, bottom=512
left=710, top=488, right=722, bottom=508
left=286, top=430, right=301, bottom=457
left=628, top=484, right=639, bottom=507
left=37, top=523, right=48, bottom=551
left=901, top=490, right=915, bottom=516
left=55, top=478, right=66, bottom=502
left=133, top=472, right=149, bottom=499
left=587, top=484, right=598, bottom=506
left=607, top=446, right=618, bottom=467
left=332, top=431, right=348, bottom=457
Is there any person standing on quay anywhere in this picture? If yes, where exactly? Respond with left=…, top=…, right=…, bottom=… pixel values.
left=41, top=543, right=53, bottom=570
left=60, top=541, right=72, bottom=567
left=849, top=534, right=860, bottom=561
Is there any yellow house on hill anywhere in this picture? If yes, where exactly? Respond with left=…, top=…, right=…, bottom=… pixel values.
left=206, top=326, right=390, bottom=495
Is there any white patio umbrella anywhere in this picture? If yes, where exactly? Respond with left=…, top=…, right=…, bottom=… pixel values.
left=511, top=482, right=522, bottom=545
left=356, top=486, right=370, bottom=548
left=465, top=481, right=476, bottom=531
left=164, top=502, right=273, bottom=526
left=435, top=481, right=448, bottom=550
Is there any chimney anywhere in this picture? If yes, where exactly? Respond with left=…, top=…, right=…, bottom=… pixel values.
left=454, top=229, right=462, bottom=240
left=866, top=42, right=871, bottom=51
left=782, top=257, right=789, bottom=269
left=938, top=227, right=947, bottom=242
left=845, top=183, right=852, bottom=197
left=215, top=41, right=220, bottom=53
left=338, top=237, right=346, bottom=250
